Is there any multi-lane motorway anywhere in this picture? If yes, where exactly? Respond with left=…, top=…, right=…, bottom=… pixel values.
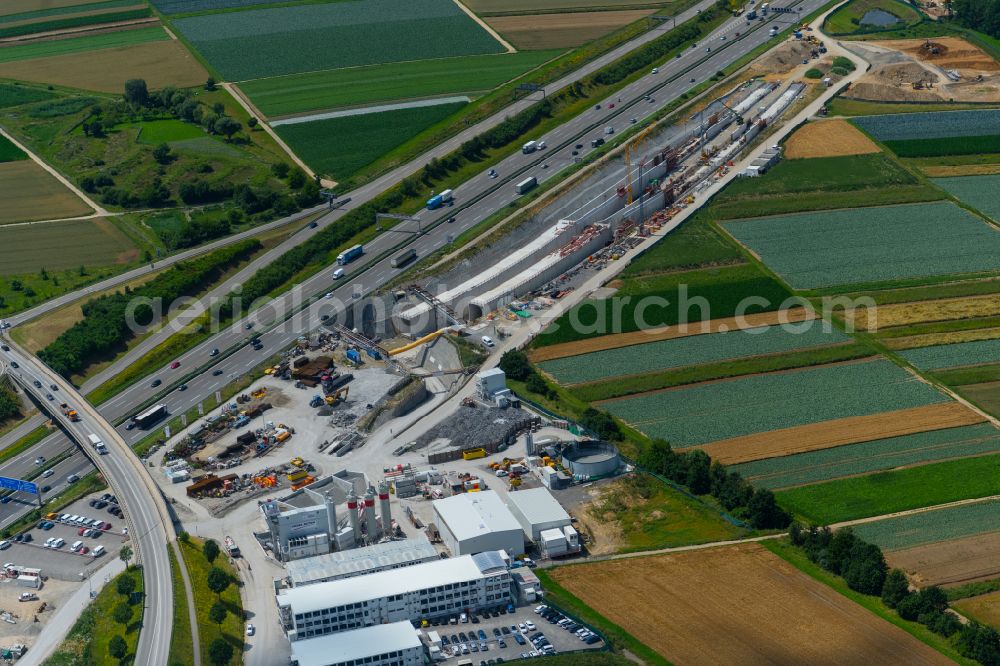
left=1, top=351, right=174, bottom=666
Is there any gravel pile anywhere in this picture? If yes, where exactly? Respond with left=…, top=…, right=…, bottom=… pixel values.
left=416, top=406, right=535, bottom=450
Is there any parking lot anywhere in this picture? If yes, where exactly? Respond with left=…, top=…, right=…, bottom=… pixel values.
left=435, top=604, right=604, bottom=662
left=0, top=492, right=123, bottom=581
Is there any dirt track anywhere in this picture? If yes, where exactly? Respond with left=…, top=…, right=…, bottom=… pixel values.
left=698, top=402, right=986, bottom=465
left=551, top=543, right=954, bottom=666
left=529, top=308, right=815, bottom=362
left=888, top=530, right=1000, bottom=587
left=785, top=119, right=880, bottom=159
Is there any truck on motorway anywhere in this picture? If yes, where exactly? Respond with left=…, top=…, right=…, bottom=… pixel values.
left=132, top=403, right=167, bottom=429
left=426, top=189, right=454, bottom=210
left=59, top=403, right=80, bottom=422
left=522, top=140, right=538, bottom=154
left=391, top=248, right=417, bottom=268
left=337, top=244, right=364, bottom=265
left=87, top=433, right=108, bottom=454
left=515, top=176, right=537, bottom=195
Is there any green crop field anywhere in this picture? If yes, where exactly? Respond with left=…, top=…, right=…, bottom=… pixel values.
left=852, top=499, right=1000, bottom=550
left=621, top=211, right=743, bottom=277
left=718, top=154, right=917, bottom=198
left=934, top=174, right=1000, bottom=223
left=0, top=83, right=55, bottom=109
left=735, top=423, right=1000, bottom=490
left=776, top=453, right=1000, bottom=524
left=0, top=26, right=168, bottom=64
left=534, top=264, right=791, bottom=347
left=0, top=161, right=92, bottom=224
left=465, top=0, right=671, bottom=10
left=133, top=119, right=206, bottom=145
left=0, top=134, right=27, bottom=163
left=275, top=102, right=466, bottom=181
left=0, top=8, right=151, bottom=39
left=174, top=0, right=505, bottom=81
left=600, top=358, right=947, bottom=446
left=853, top=109, right=1000, bottom=141
left=886, top=135, right=1000, bottom=158
left=0, top=0, right=139, bottom=24
left=0, top=217, right=136, bottom=272
left=724, top=201, right=1000, bottom=290
left=240, top=50, right=560, bottom=118
left=900, top=338, right=1000, bottom=370
left=540, top=323, right=848, bottom=385
left=824, top=0, right=922, bottom=35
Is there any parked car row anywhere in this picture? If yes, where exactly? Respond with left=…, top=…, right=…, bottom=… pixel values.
left=535, top=605, right=600, bottom=644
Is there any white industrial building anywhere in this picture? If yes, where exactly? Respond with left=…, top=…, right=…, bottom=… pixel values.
left=433, top=490, right=525, bottom=556
left=505, top=487, right=572, bottom=541
left=278, top=551, right=512, bottom=641
left=285, top=534, right=439, bottom=587
left=289, top=621, right=423, bottom=666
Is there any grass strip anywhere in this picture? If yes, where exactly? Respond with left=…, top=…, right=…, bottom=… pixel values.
left=534, top=568, right=669, bottom=666
left=0, top=8, right=151, bottom=38
left=0, top=424, right=50, bottom=464
left=179, top=536, right=244, bottom=666
left=946, top=577, right=1000, bottom=602
left=168, top=545, right=196, bottom=665
left=763, top=539, right=976, bottom=665
left=776, top=453, right=1000, bottom=524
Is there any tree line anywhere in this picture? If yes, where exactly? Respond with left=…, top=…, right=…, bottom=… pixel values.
left=0, top=379, right=21, bottom=425
left=953, top=0, right=1000, bottom=37
left=40, top=239, right=260, bottom=378
left=790, top=524, right=1000, bottom=665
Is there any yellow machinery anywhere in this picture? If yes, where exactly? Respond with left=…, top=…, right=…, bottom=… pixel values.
left=325, top=386, right=349, bottom=406
left=388, top=326, right=461, bottom=356
left=625, top=122, right=659, bottom=204
left=462, top=447, right=487, bottom=460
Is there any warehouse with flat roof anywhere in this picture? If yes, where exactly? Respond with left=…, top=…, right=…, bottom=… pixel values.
left=433, top=490, right=525, bottom=556
left=277, top=553, right=512, bottom=641
left=286, top=534, right=439, bottom=587
left=505, top=487, right=572, bottom=541
left=289, top=621, right=423, bottom=666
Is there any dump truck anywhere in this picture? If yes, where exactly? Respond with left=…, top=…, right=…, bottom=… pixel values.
left=59, top=403, right=80, bottom=422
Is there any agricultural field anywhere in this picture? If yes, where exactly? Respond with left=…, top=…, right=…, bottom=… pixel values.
left=784, top=119, right=881, bottom=159
left=599, top=358, right=947, bottom=446
left=465, top=0, right=673, bottom=10
left=775, top=453, right=1000, bottom=524
left=0, top=0, right=114, bottom=16
left=0, top=83, right=55, bottom=109
left=275, top=102, right=466, bottom=181
left=734, top=422, right=1000, bottom=490
left=0, top=0, right=141, bottom=22
left=849, top=293, right=1000, bottom=331
left=0, top=217, right=138, bottom=274
left=900, top=338, right=1000, bottom=370
left=151, top=0, right=292, bottom=12
left=0, top=27, right=207, bottom=93
left=488, top=10, right=654, bottom=50
left=824, top=0, right=923, bottom=36
left=853, top=109, right=1000, bottom=140
left=0, top=7, right=152, bottom=40
left=934, top=174, right=1000, bottom=222
left=538, top=322, right=848, bottom=385
left=889, top=531, right=1000, bottom=587
left=852, top=499, right=1000, bottom=551
left=0, top=161, right=93, bottom=224
left=172, top=0, right=506, bottom=81
left=0, top=134, right=26, bottom=162
left=239, top=50, right=560, bottom=118
left=534, top=264, right=791, bottom=347
left=548, top=543, right=953, bottom=666
left=620, top=209, right=743, bottom=277
left=723, top=201, right=1000, bottom=290
left=953, top=591, right=1000, bottom=630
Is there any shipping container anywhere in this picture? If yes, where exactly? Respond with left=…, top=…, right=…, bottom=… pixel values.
left=391, top=248, right=417, bottom=268
left=516, top=176, right=537, bottom=195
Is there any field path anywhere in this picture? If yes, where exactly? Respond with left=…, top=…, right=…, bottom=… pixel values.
left=0, top=126, right=104, bottom=216
left=453, top=0, right=516, bottom=53
left=832, top=493, right=1000, bottom=530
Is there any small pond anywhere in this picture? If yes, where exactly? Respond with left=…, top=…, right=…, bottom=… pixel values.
left=860, top=8, right=901, bottom=27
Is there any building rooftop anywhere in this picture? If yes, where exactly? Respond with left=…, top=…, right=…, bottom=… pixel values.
left=278, top=554, right=488, bottom=615
left=505, top=487, right=570, bottom=526
left=289, top=622, right=422, bottom=666
left=434, top=490, right=522, bottom=542
left=287, top=535, right=438, bottom=586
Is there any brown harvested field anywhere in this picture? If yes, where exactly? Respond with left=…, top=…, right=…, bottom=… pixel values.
left=0, top=0, right=97, bottom=17
left=784, top=119, right=880, bottom=159
left=957, top=382, right=1000, bottom=418
left=1, top=217, right=138, bottom=274
left=488, top=9, right=654, bottom=50
left=529, top=308, right=815, bottom=362
left=850, top=294, right=1000, bottom=331
left=954, top=590, right=1000, bottom=631
left=3, top=5, right=147, bottom=31
left=920, top=164, right=1000, bottom=178
left=887, top=531, right=1000, bottom=587
left=698, top=402, right=986, bottom=465
left=466, top=0, right=664, bottom=11
left=884, top=326, right=1000, bottom=350
left=550, top=543, right=954, bottom=666
left=0, top=160, right=91, bottom=224
left=0, top=39, right=206, bottom=93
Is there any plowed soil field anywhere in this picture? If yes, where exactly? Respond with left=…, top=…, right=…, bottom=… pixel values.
left=487, top=9, right=654, bottom=50
left=887, top=530, right=1000, bottom=587
left=528, top=308, right=814, bottom=362
left=699, top=402, right=986, bottom=464
left=550, top=543, right=954, bottom=666
left=785, top=119, right=880, bottom=159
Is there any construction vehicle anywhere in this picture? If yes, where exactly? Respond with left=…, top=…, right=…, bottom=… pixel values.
left=509, top=476, right=522, bottom=488
left=325, top=386, right=349, bottom=406
left=309, top=395, right=324, bottom=408
left=59, top=403, right=80, bottom=422
left=290, top=457, right=305, bottom=468
left=250, top=388, right=267, bottom=400
left=224, top=535, right=240, bottom=558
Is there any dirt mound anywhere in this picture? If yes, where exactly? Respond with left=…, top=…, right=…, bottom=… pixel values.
left=754, top=40, right=813, bottom=74
left=845, top=62, right=944, bottom=102
left=873, top=37, right=1000, bottom=72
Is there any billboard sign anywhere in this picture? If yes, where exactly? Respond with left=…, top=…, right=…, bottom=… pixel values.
left=0, top=477, right=38, bottom=494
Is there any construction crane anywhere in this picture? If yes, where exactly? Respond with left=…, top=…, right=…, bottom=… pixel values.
left=625, top=123, right=659, bottom=205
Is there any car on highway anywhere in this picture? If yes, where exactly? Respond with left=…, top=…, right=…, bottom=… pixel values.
left=42, top=469, right=53, bottom=478
left=33, top=380, right=41, bottom=388
left=309, top=221, right=318, bottom=229
left=0, top=498, right=8, bottom=505
left=652, top=67, right=659, bottom=74
left=170, top=360, right=181, bottom=369
left=212, top=369, right=223, bottom=376
left=67, top=474, right=79, bottom=484
left=0, top=345, right=7, bottom=351
left=630, top=117, right=637, bottom=124
left=487, top=168, right=497, bottom=178
left=245, top=323, right=253, bottom=329
left=690, top=77, right=696, bottom=83
left=45, top=394, right=53, bottom=401
left=125, top=422, right=136, bottom=430
left=246, top=624, right=255, bottom=636
left=34, top=457, right=45, bottom=465
left=9, top=362, right=17, bottom=368
left=179, top=384, right=188, bottom=391
left=447, top=217, right=455, bottom=224
left=210, top=348, right=220, bottom=357
left=151, top=379, right=162, bottom=387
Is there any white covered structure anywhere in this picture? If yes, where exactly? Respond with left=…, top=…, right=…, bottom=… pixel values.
left=278, top=553, right=512, bottom=641
left=433, top=490, right=525, bottom=556
left=289, top=621, right=423, bottom=666
left=285, top=534, right=439, bottom=587
left=505, top=487, right=571, bottom=541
